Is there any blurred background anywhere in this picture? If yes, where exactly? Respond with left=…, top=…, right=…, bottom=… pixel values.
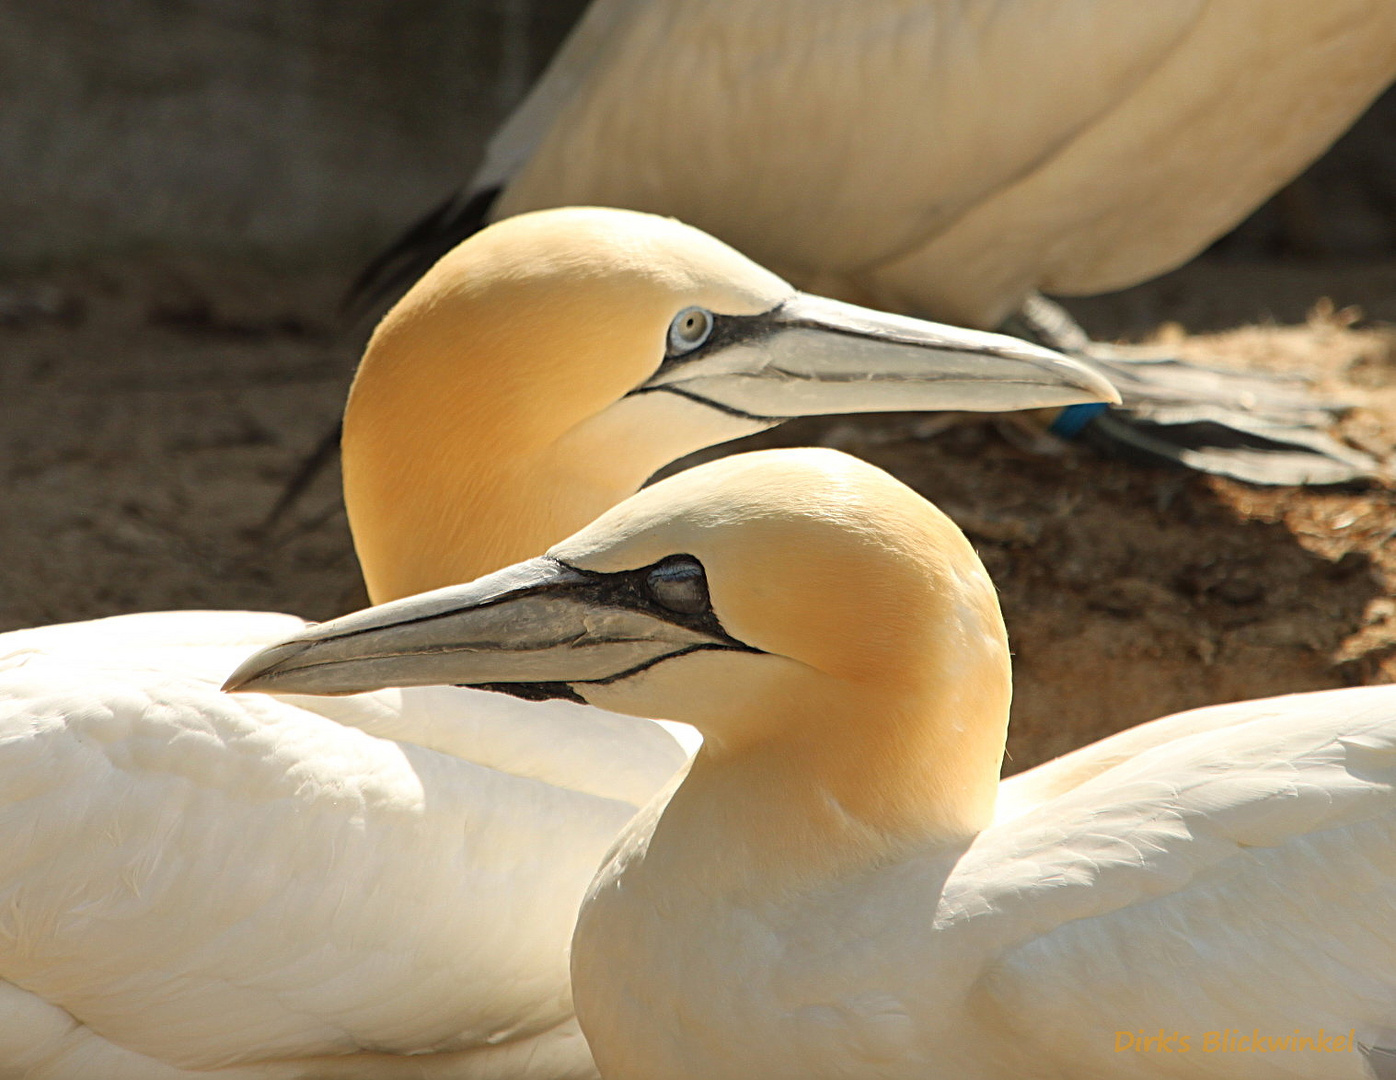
left=5, top=1, right=1396, bottom=769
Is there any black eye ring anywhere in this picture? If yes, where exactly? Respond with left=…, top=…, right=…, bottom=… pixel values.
left=667, top=307, right=714, bottom=356
left=645, top=555, right=710, bottom=615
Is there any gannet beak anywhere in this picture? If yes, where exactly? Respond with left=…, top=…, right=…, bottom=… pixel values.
left=223, top=556, right=753, bottom=700
left=632, top=292, right=1119, bottom=418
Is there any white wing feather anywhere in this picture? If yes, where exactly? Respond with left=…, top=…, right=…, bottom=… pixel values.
left=497, top=0, right=1206, bottom=274
left=0, top=612, right=686, bottom=1077
left=944, top=687, right=1396, bottom=1074
left=491, top=0, right=1396, bottom=325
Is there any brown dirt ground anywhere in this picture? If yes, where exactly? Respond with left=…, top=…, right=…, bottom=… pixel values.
left=4, top=254, right=1396, bottom=774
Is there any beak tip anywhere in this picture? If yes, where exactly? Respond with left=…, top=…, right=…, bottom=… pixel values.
left=1062, top=359, right=1121, bottom=406
left=221, top=641, right=306, bottom=695
left=221, top=665, right=262, bottom=695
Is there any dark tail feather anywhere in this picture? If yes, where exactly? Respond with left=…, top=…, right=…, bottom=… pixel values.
left=1080, top=409, right=1379, bottom=486
left=1079, top=354, right=1380, bottom=485
left=343, top=186, right=502, bottom=323
left=1010, top=294, right=1383, bottom=486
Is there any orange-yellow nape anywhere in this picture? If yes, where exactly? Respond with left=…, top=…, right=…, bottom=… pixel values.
left=344, top=207, right=792, bottom=603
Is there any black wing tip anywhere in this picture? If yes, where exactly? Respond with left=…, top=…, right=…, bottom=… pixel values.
left=342, top=185, right=503, bottom=323
left=256, top=421, right=345, bottom=535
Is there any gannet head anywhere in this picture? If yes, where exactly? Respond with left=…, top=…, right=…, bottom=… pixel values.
left=543, top=448, right=1011, bottom=750
left=343, top=207, right=1115, bottom=602
left=229, top=449, right=1012, bottom=831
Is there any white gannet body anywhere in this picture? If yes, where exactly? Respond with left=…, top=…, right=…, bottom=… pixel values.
left=0, top=209, right=1111, bottom=1078
left=387, top=0, right=1396, bottom=330
left=353, top=0, right=1396, bottom=485
left=243, top=447, right=1396, bottom=1080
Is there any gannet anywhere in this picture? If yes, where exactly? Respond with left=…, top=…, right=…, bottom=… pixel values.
left=0, top=209, right=1111, bottom=1078
left=353, top=0, right=1396, bottom=485
left=234, top=447, right=1396, bottom=1080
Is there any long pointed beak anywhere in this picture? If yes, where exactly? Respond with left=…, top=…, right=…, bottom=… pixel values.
left=223, top=556, right=750, bottom=700
left=635, top=292, right=1119, bottom=419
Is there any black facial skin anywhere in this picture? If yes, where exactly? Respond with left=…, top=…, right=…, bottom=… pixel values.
left=628, top=306, right=789, bottom=423
left=631, top=295, right=1026, bottom=422
left=470, top=554, right=759, bottom=704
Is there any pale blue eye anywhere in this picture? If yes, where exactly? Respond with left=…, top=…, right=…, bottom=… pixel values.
left=667, top=307, right=714, bottom=355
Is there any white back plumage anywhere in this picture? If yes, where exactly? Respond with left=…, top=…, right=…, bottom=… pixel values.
left=486, top=0, right=1396, bottom=325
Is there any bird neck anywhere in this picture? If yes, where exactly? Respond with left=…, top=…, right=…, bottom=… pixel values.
left=345, top=435, right=645, bottom=605
left=648, top=676, right=1009, bottom=899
